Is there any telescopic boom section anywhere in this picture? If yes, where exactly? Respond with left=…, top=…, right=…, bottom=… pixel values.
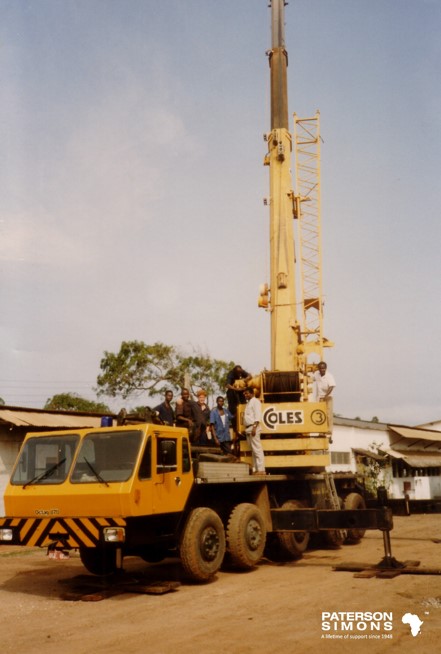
left=267, top=0, right=299, bottom=372
left=270, top=0, right=288, bottom=130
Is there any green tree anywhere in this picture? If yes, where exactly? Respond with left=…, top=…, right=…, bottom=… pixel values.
left=96, top=340, right=234, bottom=403
left=361, top=441, right=391, bottom=497
left=44, top=393, right=110, bottom=413
left=0, top=397, right=5, bottom=406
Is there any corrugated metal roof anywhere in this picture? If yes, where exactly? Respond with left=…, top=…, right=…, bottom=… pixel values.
left=388, top=425, right=441, bottom=443
left=386, top=449, right=441, bottom=468
left=334, top=416, right=388, bottom=430
left=404, top=454, right=441, bottom=468
left=352, top=448, right=385, bottom=461
left=0, top=408, right=105, bottom=429
left=385, top=450, right=406, bottom=460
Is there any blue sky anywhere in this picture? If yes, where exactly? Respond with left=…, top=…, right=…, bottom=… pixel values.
left=1, top=0, right=440, bottom=425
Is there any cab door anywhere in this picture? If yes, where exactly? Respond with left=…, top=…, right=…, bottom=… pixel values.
left=151, top=431, right=193, bottom=514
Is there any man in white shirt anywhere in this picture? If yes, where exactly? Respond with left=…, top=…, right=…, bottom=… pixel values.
left=313, top=362, right=335, bottom=401
left=312, top=362, right=335, bottom=434
left=243, top=388, right=265, bottom=475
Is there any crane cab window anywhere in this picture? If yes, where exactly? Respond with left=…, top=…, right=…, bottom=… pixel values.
left=156, top=438, right=177, bottom=473
left=182, top=438, right=191, bottom=473
left=138, top=436, right=152, bottom=480
left=11, top=434, right=79, bottom=486
left=71, top=430, right=142, bottom=483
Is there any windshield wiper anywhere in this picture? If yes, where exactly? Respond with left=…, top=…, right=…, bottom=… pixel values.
left=23, top=458, right=67, bottom=489
left=84, top=457, right=110, bottom=487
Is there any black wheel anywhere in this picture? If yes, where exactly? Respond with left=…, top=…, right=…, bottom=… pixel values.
left=80, top=547, right=118, bottom=576
left=276, top=500, right=310, bottom=559
left=344, top=492, right=367, bottom=543
left=179, top=507, right=226, bottom=582
left=227, top=503, right=267, bottom=570
left=316, top=496, right=345, bottom=548
left=323, top=528, right=344, bottom=547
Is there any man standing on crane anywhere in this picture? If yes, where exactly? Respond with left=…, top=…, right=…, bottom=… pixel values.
left=313, top=362, right=335, bottom=401
left=243, top=388, right=265, bottom=475
left=312, top=362, right=336, bottom=434
left=226, top=364, right=251, bottom=418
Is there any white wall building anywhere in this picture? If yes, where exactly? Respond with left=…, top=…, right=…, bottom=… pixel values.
left=329, top=417, right=441, bottom=500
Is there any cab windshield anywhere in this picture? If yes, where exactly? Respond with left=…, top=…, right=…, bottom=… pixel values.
left=10, top=434, right=80, bottom=486
left=71, top=430, right=142, bottom=483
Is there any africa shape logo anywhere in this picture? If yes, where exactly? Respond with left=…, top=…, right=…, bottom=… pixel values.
left=401, top=613, right=423, bottom=637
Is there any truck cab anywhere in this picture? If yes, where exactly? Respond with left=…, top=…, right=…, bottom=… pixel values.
left=5, top=424, right=194, bottom=520
left=1, top=424, right=197, bottom=574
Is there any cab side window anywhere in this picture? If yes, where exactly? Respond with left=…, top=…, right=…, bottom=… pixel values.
left=156, top=438, right=177, bottom=473
left=182, top=438, right=191, bottom=473
left=138, top=437, right=152, bottom=480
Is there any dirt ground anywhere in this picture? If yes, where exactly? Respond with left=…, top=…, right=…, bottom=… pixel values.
left=0, top=514, right=440, bottom=654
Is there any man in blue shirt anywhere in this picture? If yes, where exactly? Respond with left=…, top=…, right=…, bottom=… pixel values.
left=210, top=396, right=233, bottom=455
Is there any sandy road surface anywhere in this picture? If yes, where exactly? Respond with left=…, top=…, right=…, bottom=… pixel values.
left=0, top=515, right=440, bottom=654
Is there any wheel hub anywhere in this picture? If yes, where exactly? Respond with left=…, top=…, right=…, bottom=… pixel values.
left=200, top=526, right=220, bottom=562
left=246, top=519, right=262, bottom=551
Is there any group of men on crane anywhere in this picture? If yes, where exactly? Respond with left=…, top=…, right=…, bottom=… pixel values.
left=152, top=361, right=335, bottom=476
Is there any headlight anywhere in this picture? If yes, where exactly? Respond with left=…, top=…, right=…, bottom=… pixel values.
left=0, top=529, right=13, bottom=541
left=103, top=527, right=125, bottom=543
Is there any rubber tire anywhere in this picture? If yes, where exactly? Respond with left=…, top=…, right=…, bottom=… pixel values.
left=180, top=507, right=226, bottom=582
left=323, top=528, right=344, bottom=548
left=227, top=503, right=267, bottom=570
left=344, top=492, right=367, bottom=543
left=80, top=547, right=118, bottom=576
left=316, top=496, right=345, bottom=548
left=276, top=499, right=310, bottom=559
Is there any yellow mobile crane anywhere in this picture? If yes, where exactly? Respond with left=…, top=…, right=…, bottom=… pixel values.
left=0, top=1, right=393, bottom=581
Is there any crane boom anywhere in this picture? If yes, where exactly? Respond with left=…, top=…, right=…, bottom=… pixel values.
left=241, top=0, right=334, bottom=470
left=266, top=0, right=300, bottom=373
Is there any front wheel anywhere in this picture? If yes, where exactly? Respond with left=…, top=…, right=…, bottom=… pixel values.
left=79, top=547, right=118, bottom=576
left=180, top=507, right=226, bottom=582
left=227, top=503, right=267, bottom=570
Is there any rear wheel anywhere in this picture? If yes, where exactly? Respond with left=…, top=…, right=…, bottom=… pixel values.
left=79, top=547, right=118, bottom=576
left=180, top=507, right=226, bottom=582
left=227, top=503, right=267, bottom=570
left=316, top=496, right=345, bottom=548
left=344, top=492, right=367, bottom=543
left=276, top=499, right=310, bottom=559
left=323, top=528, right=345, bottom=547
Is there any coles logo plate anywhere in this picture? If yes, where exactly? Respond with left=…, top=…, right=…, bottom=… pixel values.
left=263, top=407, right=304, bottom=430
